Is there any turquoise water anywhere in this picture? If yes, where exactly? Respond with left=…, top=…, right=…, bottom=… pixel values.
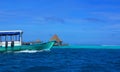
left=0, top=46, right=120, bottom=72
left=53, top=45, right=120, bottom=49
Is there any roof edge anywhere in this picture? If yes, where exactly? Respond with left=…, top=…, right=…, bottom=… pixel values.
left=0, top=30, right=23, bottom=33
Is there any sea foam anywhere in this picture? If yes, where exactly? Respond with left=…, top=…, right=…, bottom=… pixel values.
left=14, top=50, right=49, bottom=53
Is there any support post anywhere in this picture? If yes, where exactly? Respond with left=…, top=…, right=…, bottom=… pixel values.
left=19, top=33, right=22, bottom=45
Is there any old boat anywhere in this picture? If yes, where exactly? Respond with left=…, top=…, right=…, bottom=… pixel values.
left=0, top=30, right=55, bottom=52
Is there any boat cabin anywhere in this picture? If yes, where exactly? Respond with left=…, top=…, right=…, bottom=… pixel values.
left=0, top=30, right=23, bottom=47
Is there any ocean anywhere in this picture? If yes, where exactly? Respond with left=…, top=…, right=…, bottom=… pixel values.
left=0, top=48, right=120, bottom=72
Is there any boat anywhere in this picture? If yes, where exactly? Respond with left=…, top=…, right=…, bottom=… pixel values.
left=0, top=30, right=55, bottom=52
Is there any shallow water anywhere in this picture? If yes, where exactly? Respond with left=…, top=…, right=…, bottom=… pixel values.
left=0, top=48, right=120, bottom=72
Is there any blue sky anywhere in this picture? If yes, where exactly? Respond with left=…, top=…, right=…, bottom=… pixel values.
left=0, top=0, right=120, bottom=45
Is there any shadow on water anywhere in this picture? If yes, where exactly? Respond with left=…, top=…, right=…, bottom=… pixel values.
left=24, top=66, right=56, bottom=72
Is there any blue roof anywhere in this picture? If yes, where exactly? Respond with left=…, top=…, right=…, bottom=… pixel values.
left=0, top=30, right=23, bottom=36
left=0, top=32, right=20, bottom=36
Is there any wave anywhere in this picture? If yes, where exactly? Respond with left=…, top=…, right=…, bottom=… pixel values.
left=15, top=50, right=50, bottom=53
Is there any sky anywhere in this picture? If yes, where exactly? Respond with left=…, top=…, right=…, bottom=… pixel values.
left=0, top=0, right=120, bottom=45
